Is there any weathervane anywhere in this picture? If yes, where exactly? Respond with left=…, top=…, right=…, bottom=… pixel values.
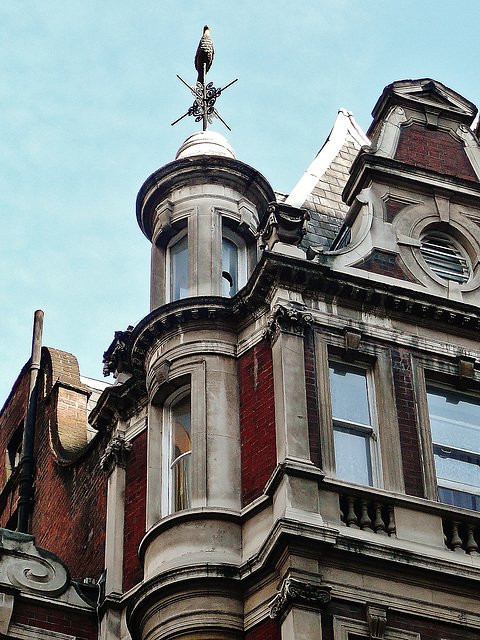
left=171, top=25, right=238, bottom=131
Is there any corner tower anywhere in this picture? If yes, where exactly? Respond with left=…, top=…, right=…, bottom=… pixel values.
left=136, top=130, right=274, bottom=309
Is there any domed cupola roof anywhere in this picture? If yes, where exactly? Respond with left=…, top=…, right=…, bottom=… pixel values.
left=175, top=130, right=236, bottom=160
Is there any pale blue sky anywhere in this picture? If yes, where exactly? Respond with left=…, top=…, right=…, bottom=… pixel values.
left=1, top=1, right=479, bottom=402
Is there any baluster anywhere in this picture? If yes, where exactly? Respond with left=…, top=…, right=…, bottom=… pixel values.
left=387, top=505, right=396, bottom=537
left=359, top=499, right=372, bottom=531
left=466, top=525, right=478, bottom=555
left=451, top=521, right=464, bottom=553
left=373, top=502, right=387, bottom=535
left=346, top=496, right=359, bottom=528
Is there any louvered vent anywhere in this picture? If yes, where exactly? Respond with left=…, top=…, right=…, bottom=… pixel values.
left=420, top=233, right=470, bottom=283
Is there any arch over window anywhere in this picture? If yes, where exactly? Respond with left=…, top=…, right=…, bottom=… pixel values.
left=168, top=233, right=188, bottom=301
left=163, top=387, right=191, bottom=515
left=419, top=231, right=471, bottom=284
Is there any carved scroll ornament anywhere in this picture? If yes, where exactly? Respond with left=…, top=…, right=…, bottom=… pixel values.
left=270, top=577, right=331, bottom=620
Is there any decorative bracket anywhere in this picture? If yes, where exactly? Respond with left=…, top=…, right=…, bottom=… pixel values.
left=103, top=327, right=134, bottom=378
left=365, top=603, right=388, bottom=640
left=100, top=436, right=133, bottom=473
left=265, top=305, right=313, bottom=345
left=270, top=577, right=331, bottom=621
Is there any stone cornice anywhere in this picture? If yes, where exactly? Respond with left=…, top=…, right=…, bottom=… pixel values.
left=136, top=156, right=275, bottom=241
left=343, top=151, right=480, bottom=207
left=90, top=251, right=480, bottom=432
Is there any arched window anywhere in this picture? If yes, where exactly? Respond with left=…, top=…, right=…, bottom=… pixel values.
left=163, top=388, right=191, bottom=514
left=222, top=227, right=247, bottom=297
left=168, top=233, right=188, bottom=301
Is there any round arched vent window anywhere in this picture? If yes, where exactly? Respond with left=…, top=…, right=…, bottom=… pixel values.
left=419, top=232, right=471, bottom=284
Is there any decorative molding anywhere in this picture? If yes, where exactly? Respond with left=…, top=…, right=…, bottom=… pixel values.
left=9, top=623, right=75, bottom=640
left=265, top=305, right=313, bottom=345
left=344, top=328, right=362, bottom=358
left=0, top=530, right=68, bottom=597
left=0, top=592, right=14, bottom=635
left=366, top=603, right=388, bottom=639
left=100, top=436, right=133, bottom=473
left=333, top=615, right=420, bottom=640
left=270, top=577, right=331, bottom=621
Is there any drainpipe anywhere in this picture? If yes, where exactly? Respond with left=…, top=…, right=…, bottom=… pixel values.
left=17, top=310, right=44, bottom=534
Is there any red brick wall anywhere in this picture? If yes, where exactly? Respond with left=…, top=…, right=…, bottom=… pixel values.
left=353, top=249, right=410, bottom=281
left=0, top=357, right=108, bottom=581
left=245, top=618, right=280, bottom=640
left=123, top=429, right=147, bottom=592
left=32, top=386, right=108, bottom=580
left=391, top=348, right=424, bottom=497
left=305, top=328, right=320, bottom=467
left=239, top=340, right=276, bottom=507
left=12, top=600, right=97, bottom=640
left=0, top=365, right=30, bottom=528
left=395, top=123, right=478, bottom=181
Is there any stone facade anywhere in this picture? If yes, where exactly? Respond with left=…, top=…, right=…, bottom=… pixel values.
left=2, top=80, right=480, bottom=640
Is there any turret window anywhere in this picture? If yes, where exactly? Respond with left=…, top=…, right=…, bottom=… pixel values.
left=163, top=388, right=192, bottom=514
left=169, top=233, right=188, bottom=301
left=222, top=227, right=247, bottom=297
left=222, top=237, right=238, bottom=296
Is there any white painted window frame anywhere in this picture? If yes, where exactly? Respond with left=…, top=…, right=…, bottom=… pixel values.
left=328, top=359, right=382, bottom=488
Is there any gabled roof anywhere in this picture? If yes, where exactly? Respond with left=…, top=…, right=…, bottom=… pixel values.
left=285, top=109, right=369, bottom=249
left=369, top=78, right=477, bottom=134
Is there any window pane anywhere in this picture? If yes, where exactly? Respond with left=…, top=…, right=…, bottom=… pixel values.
left=222, top=237, right=238, bottom=297
left=172, top=454, right=191, bottom=512
left=427, top=387, right=480, bottom=452
left=334, top=428, right=372, bottom=485
left=170, top=393, right=191, bottom=512
left=329, top=363, right=371, bottom=426
left=434, top=448, right=480, bottom=489
left=439, top=487, right=480, bottom=511
left=171, top=235, right=188, bottom=300
left=171, top=394, right=191, bottom=462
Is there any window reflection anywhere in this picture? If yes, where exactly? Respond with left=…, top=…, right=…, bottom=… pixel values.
left=329, top=363, right=374, bottom=486
left=222, top=237, right=238, bottom=297
left=169, top=392, right=191, bottom=512
left=170, top=235, right=188, bottom=301
left=427, top=386, right=480, bottom=511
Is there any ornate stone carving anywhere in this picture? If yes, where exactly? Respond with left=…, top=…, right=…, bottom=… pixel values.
left=265, top=305, right=313, bottom=345
left=270, top=578, right=331, bottom=621
left=366, top=603, right=388, bottom=639
left=100, top=436, right=133, bottom=472
left=0, top=529, right=68, bottom=597
left=259, top=202, right=309, bottom=251
left=103, top=327, right=134, bottom=378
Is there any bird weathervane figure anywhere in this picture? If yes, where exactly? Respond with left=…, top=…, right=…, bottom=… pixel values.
left=171, top=25, right=238, bottom=132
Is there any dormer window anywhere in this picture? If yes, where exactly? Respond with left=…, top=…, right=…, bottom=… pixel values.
left=419, top=232, right=471, bottom=284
